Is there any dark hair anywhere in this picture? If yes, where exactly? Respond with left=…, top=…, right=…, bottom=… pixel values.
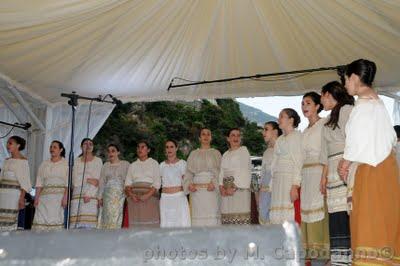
left=80, top=138, right=93, bottom=147
left=9, top=136, right=26, bottom=151
left=51, top=140, right=65, bottom=157
left=107, top=143, right=120, bottom=152
left=226, top=127, right=241, bottom=137
left=265, top=121, right=283, bottom=137
left=79, top=138, right=94, bottom=157
left=165, top=139, right=178, bottom=148
left=345, top=59, right=376, bottom=86
left=198, top=127, right=211, bottom=137
left=321, top=81, right=355, bottom=130
left=282, top=108, right=301, bottom=128
left=137, top=140, right=151, bottom=150
left=394, top=125, right=400, bottom=139
left=303, top=92, right=323, bottom=113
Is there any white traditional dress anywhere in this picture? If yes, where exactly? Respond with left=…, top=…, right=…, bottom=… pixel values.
left=184, top=148, right=221, bottom=226
left=32, top=158, right=68, bottom=230
left=0, top=158, right=31, bottom=231
left=160, top=160, right=190, bottom=228
left=259, top=147, right=273, bottom=224
left=98, top=160, right=129, bottom=229
left=125, top=158, right=161, bottom=228
left=270, top=130, right=303, bottom=224
left=219, top=146, right=252, bottom=225
left=320, top=104, right=353, bottom=265
left=70, top=156, right=102, bottom=229
left=301, top=118, right=329, bottom=259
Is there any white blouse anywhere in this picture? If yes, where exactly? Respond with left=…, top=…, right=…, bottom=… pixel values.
left=125, top=158, right=161, bottom=189
left=302, top=118, right=326, bottom=164
left=219, top=146, right=252, bottom=189
left=0, top=158, right=31, bottom=192
left=35, top=159, right=68, bottom=188
left=344, top=98, right=396, bottom=166
left=160, top=160, right=186, bottom=188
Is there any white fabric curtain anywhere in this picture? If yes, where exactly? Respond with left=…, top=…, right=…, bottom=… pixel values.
left=0, top=102, right=114, bottom=184
left=394, top=99, right=400, bottom=126
left=0, top=1, right=399, bottom=102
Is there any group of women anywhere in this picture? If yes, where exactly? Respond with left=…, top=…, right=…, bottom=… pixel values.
left=0, top=59, right=399, bottom=265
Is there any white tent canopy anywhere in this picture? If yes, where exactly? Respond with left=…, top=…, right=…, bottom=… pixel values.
left=0, top=1, right=399, bottom=180
left=0, top=0, right=399, bottom=102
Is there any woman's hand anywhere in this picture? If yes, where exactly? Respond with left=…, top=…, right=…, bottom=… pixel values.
left=219, top=186, right=227, bottom=197
left=320, top=176, right=327, bottom=195
left=338, top=159, right=351, bottom=183
left=86, top=178, right=99, bottom=187
left=18, top=197, right=25, bottom=210
left=207, top=182, right=215, bottom=192
left=33, top=197, right=39, bottom=208
left=98, top=199, right=103, bottom=208
left=290, top=185, right=299, bottom=203
left=83, top=195, right=91, bottom=203
left=188, top=183, right=197, bottom=193
left=61, top=195, right=68, bottom=208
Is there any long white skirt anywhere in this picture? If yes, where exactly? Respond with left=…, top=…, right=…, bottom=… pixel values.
left=0, top=171, right=21, bottom=231
left=32, top=187, right=65, bottom=230
left=160, top=192, right=190, bottom=228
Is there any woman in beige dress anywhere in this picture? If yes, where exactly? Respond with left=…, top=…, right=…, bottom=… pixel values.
left=270, top=109, right=303, bottom=224
left=32, top=140, right=68, bottom=230
left=0, top=136, right=31, bottom=231
left=98, top=144, right=129, bottom=229
left=70, top=138, right=103, bottom=229
left=184, top=128, right=222, bottom=226
left=219, top=128, right=252, bottom=225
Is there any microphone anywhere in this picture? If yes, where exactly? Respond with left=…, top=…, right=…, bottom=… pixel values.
left=110, top=95, right=123, bottom=106
left=167, top=78, right=174, bottom=91
left=15, top=123, right=31, bottom=130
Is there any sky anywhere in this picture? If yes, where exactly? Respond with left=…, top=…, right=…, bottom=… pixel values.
left=237, top=95, right=395, bottom=130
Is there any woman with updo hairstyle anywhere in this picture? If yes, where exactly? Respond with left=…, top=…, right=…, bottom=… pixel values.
left=32, top=140, right=68, bottom=230
left=258, top=121, right=282, bottom=225
left=320, top=81, right=354, bottom=265
left=300, top=92, right=330, bottom=263
left=98, top=144, right=129, bottom=229
left=337, top=59, right=400, bottom=265
left=125, top=140, right=161, bottom=228
left=159, top=140, right=190, bottom=228
left=0, top=136, right=31, bottom=231
left=270, top=108, right=303, bottom=225
left=218, top=128, right=252, bottom=225
left=184, top=128, right=222, bottom=226
left=70, top=138, right=103, bottom=229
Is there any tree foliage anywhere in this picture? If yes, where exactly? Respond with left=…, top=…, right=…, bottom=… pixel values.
left=94, top=99, right=265, bottom=162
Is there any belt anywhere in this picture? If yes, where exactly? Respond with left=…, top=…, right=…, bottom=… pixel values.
left=193, top=183, right=210, bottom=189
left=328, top=151, right=344, bottom=158
left=302, top=163, right=323, bottom=169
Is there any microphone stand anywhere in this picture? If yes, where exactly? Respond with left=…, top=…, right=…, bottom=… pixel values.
left=61, top=92, right=116, bottom=229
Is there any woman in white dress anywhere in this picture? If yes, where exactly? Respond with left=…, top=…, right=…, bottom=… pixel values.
left=320, top=81, right=354, bottom=266
left=258, top=121, right=282, bottom=225
left=184, top=128, right=222, bottom=226
left=0, top=136, right=31, bottom=231
left=70, top=138, right=103, bottom=229
left=160, top=140, right=190, bottom=228
left=270, top=109, right=303, bottom=224
left=32, top=140, right=68, bottom=230
left=219, top=128, right=252, bottom=225
left=98, top=144, right=129, bottom=229
left=300, top=92, right=329, bottom=262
